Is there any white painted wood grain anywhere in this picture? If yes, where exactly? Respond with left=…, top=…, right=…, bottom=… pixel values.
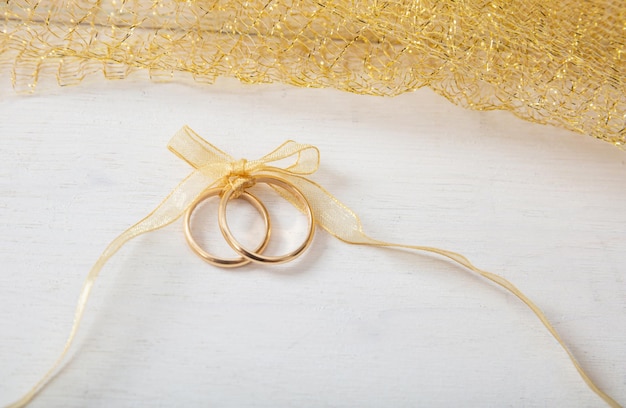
left=0, top=75, right=625, bottom=407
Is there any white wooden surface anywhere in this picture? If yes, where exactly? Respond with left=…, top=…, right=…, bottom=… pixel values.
left=0, top=75, right=625, bottom=407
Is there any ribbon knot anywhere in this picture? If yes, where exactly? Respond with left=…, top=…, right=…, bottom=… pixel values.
left=230, top=158, right=248, bottom=176
left=226, top=158, right=253, bottom=197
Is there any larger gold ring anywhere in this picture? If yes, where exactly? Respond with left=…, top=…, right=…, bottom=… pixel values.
left=184, top=188, right=271, bottom=268
left=218, top=175, right=315, bottom=264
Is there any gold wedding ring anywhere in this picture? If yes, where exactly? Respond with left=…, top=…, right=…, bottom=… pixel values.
left=184, top=188, right=271, bottom=268
left=219, top=175, right=315, bottom=265
left=185, top=176, right=315, bottom=267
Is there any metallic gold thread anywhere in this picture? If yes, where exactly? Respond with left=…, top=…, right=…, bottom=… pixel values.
left=0, top=1, right=625, bottom=144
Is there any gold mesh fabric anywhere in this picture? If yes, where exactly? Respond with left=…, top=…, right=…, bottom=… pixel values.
left=1, top=0, right=625, bottom=145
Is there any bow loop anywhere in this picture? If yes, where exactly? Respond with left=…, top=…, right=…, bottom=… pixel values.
left=256, top=140, right=320, bottom=175
left=167, top=126, right=234, bottom=169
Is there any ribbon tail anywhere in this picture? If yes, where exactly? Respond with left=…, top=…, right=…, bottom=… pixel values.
left=364, top=241, right=622, bottom=408
left=6, top=169, right=219, bottom=408
left=282, top=174, right=621, bottom=408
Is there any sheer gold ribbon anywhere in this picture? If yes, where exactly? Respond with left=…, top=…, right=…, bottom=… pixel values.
left=6, top=126, right=622, bottom=408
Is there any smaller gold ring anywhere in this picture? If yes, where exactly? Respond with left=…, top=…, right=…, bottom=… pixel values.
left=184, top=188, right=271, bottom=268
left=218, top=175, right=315, bottom=264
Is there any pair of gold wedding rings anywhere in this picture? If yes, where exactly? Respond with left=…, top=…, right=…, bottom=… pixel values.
left=184, top=175, right=315, bottom=268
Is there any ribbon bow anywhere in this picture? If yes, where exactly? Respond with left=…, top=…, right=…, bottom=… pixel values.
left=168, top=126, right=321, bottom=194
left=6, top=127, right=621, bottom=408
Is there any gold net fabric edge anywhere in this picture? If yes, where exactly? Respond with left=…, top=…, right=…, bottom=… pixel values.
left=1, top=0, right=625, bottom=146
